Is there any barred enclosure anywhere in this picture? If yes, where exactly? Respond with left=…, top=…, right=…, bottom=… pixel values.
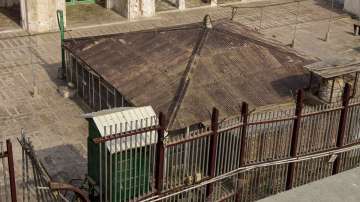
left=90, top=83, right=360, bottom=202
left=64, top=51, right=132, bottom=110
left=0, top=140, right=16, bottom=202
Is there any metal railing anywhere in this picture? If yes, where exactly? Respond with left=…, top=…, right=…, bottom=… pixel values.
left=0, top=140, right=17, bottom=202
left=90, top=83, right=360, bottom=202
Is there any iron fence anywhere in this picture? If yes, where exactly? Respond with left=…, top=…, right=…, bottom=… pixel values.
left=90, top=115, right=160, bottom=202
left=88, top=83, right=360, bottom=202
left=0, top=140, right=17, bottom=202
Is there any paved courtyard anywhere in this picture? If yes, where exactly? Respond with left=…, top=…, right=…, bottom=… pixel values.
left=0, top=0, right=359, bottom=199
left=259, top=166, right=360, bottom=202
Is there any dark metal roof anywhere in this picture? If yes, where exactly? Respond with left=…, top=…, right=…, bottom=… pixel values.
left=64, top=19, right=315, bottom=130
left=305, top=61, right=360, bottom=79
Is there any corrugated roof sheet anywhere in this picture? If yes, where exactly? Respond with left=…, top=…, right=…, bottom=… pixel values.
left=84, top=106, right=157, bottom=153
left=66, top=19, right=316, bottom=131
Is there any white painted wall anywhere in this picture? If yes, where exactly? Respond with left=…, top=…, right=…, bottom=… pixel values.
left=344, top=0, right=360, bottom=17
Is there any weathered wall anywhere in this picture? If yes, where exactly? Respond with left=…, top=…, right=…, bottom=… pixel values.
left=344, top=0, right=360, bottom=17
left=112, top=0, right=155, bottom=19
left=113, top=0, right=129, bottom=17
left=0, top=0, right=19, bottom=7
left=22, top=0, right=66, bottom=33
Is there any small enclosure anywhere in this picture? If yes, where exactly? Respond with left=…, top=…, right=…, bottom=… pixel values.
left=64, top=51, right=132, bottom=110
left=306, top=62, right=360, bottom=103
left=84, top=106, right=158, bottom=202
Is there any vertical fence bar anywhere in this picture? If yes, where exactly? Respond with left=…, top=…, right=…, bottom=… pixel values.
left=206, top=107, right=219, bottom=201
left=6, top=139, right=17, bottom=202
left=286, top=89, right=304, bottom=190
left=333, top=83, right=351, bottom=175
left=239, top=102, right=249, bottom=167
left=235, top=102, right=249, bottom=202
left=155, top=112, right=166, bottom=194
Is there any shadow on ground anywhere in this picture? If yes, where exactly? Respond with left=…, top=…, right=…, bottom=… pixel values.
left=0, top=6, right=21, bottom=31
left=37, top=144, right=87, bottom=182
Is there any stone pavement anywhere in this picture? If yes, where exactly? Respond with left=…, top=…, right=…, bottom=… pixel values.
left=259, top=166, right=360, bottom=202
left=0, top=0, right=359, bottom=198
left=66, top=4, right=127, bottom=29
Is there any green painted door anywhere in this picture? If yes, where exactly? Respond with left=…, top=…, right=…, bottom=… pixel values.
left=66, top=0, right=95, bottom=5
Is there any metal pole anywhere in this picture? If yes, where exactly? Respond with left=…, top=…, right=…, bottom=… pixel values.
left=333, top=83, right=351, bottom=174
left=291, top=1, right=301, bottom=48
left=56, top=10, right=66, bottom=80
left=206, top=108, right=219, bottom=201
left=286, top=89, right=304, bottom=190
left=325, top=0, right=334, bottom=41
left=239, top=102, right=249, bottom=167
left=236, top=102, right=249, bottom=202
left=155, top=112, right=166, bottom=193
left=6, top=139, right=17, bottom=202
left=259, top=7, right=264, bottom=30
left=231, top=7, right=238, bottom=21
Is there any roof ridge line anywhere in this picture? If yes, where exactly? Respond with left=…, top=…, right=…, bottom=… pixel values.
left=166, top=25, right=210, bottom=129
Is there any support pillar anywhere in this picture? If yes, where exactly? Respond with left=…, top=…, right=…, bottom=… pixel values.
left=113, top=0, right=155, bottom=19
left=177, top=0, right=185, bottom=10
left=286, top=89, right=304, bottom=190
left=332, top=83, right=351, bottom=175
left=206, top=107, right=219, bottom=201
left=20, top=0, right=66, bottom=33
left=7, top=139, right=17, bottom=202
left=105, top=0, right=113, bottom=9
left=211, top=0, right=217, bottom=7
left=155, top=112, right=166, bottom=193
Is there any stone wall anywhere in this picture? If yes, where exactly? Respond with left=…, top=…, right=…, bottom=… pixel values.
left=344, top=0, right=360, bottom=17
left=21, top=0, right=66, bottom=33
left=112, top=0, right=155, bottom=19
left=0, top=0, right=19, bottom=7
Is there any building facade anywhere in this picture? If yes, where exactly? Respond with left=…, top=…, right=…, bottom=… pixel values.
left=0, top=0, right=265, bottom=33
left=344, top=0, right=360, bottom=17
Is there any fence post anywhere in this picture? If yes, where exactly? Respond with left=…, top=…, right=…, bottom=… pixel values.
left=332, top=83, right=351, bottom=175
left=206, top=107, right=219, bottom=201
left=239, top=102, right=249, bottom=167
left=286, top=89, right=304, bottom=190
left=155, top=112, right=166, bottom=194
left=6, top=139, right=17, bottom=202
left=235, top=102, right=249, bottom=202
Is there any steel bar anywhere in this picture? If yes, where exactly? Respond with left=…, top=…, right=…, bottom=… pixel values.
left=291, top=1, right=301, bottom=48
left=286, top=89, right=304, bottom=190
left=141, top=139, right=360, bottom=202
left=333, top=83, right=351, bottom=174
left=155, top=112, right=166, bottom=193
left=206, top=108, right=219, bottom=200
left=235, top=102, right=249, bottom=202
left=324, top=0, right=334, bottom=41
left=6, top=140, right=17, bottom=202
left=93, top=125, right=160, bottom=143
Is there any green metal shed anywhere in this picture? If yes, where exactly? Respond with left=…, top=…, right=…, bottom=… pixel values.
left=84, top=106, right=158, bottom=202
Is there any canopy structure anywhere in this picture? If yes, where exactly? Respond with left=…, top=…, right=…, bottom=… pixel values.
left=305, top=61, right=360, bottom=79
left=84, top=106, right=157, bottom=153
left=305, top=61, right=360, bottom=103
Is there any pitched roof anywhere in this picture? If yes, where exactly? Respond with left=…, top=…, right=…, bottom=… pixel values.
left=64, top=18, right=315, bottom=130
